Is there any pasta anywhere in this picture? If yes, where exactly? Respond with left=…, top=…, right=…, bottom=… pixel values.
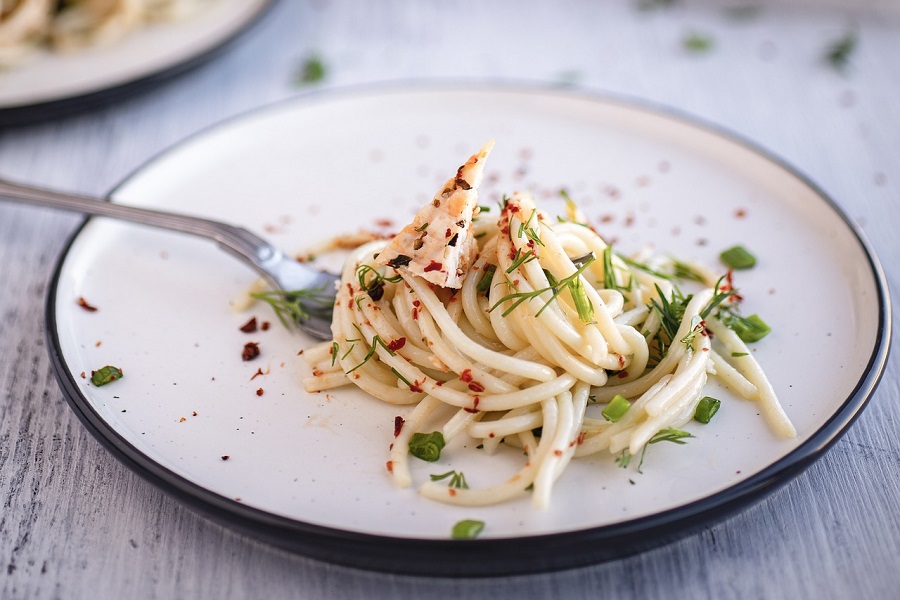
left=0, top=0, right=212, bottom=67
left=301, top=142, right=796, bottom=509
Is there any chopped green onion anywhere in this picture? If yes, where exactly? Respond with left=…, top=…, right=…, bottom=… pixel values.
left=719, top=245, right=757, bottom=269
left=727, top=314, right=771, bottom=343
left=477, top=205, right=491, bottom=213
left=731, top=352, right=749, bottom=358
left=415, top=222, right=429, bottom=232
left=693, top=396, right=721, bottom=424
left=570, top=276, right=594, bottom=323
left=602, top=394, right=631, bottom=422
left=825, top=30, right=857, bottom=72
left=331, top=342, right=339, bottom=367
left=409, top=431, right=445, bottom=462
left=451, top=519, right=485, bottom=539
left=91, top=365, right=123, bottom=387
left=476, top=265, right=497, bottom=293
left=602, top=245, right=617, bottom=290
left=683, top=32, right=714, bottom=53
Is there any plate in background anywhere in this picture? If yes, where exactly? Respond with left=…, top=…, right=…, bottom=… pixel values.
left=45, top=85, right=891, bottom=575
left=0, top=0, right=271, bottom=126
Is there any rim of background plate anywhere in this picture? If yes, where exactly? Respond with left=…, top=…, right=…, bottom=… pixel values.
left=0, top=0, right=275, bottom=128
left=42, top=81, right=893, bottom=577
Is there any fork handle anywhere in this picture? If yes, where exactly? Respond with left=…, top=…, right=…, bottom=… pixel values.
left=0, top=177, right=283, bottom=281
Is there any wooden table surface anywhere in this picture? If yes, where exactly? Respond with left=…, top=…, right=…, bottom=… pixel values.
left=1, top=1, right=897, bottom=598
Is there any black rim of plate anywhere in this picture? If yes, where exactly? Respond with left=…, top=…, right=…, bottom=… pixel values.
left=0, top=0, right=275, bottom=129
left=43, top=83, right=893, bottom=577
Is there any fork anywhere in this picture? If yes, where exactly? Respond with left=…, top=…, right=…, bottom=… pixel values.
left=0, top=177, right=339, bottom=340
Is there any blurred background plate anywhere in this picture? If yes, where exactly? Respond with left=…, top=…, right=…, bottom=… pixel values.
left=0, top=0, right=271, bottom=127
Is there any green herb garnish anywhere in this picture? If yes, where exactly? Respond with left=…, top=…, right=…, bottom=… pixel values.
left=430, top=470, right=469, bottom=489
left=649, top=428, right=695, bottom=445
left=720, top=245, right=757, bottom=269
left=694, top=396, right=721, bottom=424
left=725, top=313, right=771, bottom=343
left=451, top=519, right=484, bottom=539
left=491, top=256, right=597, bottom=318
left=477, top=264, right=497, bottom=294
left=409, top=431, right=446, bottom=462
left=570, top=275, right=594, bottom=323
left=731, top=352, right=749, bottom=357
left=330, top=342, right=339, bottom=367
left=506, top=249, right=537, bottom=274
left=346, top=334, right=396, bottom=374
left=602, top=245, right=618, bottom=290
left=91, top=365, right=123, bottom=386
left=602, top=394, right=631, bottom=422
left=251, top=285, right=335, bottom=329
left=825, top=30, right=857, bottom=72
left=683, top=32, right=714, bottom=53
left=295, top=55, right=326, bottom=85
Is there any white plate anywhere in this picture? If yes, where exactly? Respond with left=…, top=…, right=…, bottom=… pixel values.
left=46, top=85, right=891, bottom=575
left=0, top=0, right=270, bottom=124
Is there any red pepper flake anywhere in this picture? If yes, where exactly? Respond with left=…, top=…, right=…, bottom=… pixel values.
left=192, top=411, right=198, bottom=417
left=448, top=488, right=457, bottom=497
left=468, top=381, right=485, bottom=393
left=256, top=388, right=264, bottom=397
left=459, top=369, right=473, bottom=382
left=261, top=321, right=270, bottom=331
left=250, top=368, right=264, bottom=381
left=221, top=455, right=230, bottom=461
left=242, top=342, right=260, bottom=361
left=464, top=397, right=480, bottom=414
left=617, top=371, right=629, bottom=379
left=239, top=317, right=258, bottom=333
left=386, top=460, right=394, bottom=473
left=412, top=300, right=421, bottom=307
left=80, top=372, right=86, bottom=379
left=411, top=308, right=419, bottom=320
left=489, top=433, right=495, bottom=438
left=554, top=450, right=563, bottom=457
left=76, top=297, right=98, bottom=312
left=577, top=432, right=586, bottom=445
left=179, top=417, right=186, bottom=423
left=394, top=416, right=405, bottom=437
left=423, top=260, right=443, bottom=273
left=735, top=208, right=747, bottom=219
left=445, top=228, right=452, bottom=238
left=387, top=337, right=407, bottom=352
left=409, top=380, right=424, bottom=393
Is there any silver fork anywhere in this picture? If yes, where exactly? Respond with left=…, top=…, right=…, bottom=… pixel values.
left=0, top=178, right=339, bottom=340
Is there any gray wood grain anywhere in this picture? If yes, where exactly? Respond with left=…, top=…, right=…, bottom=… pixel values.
left=0, top=1, right=897, bottom=598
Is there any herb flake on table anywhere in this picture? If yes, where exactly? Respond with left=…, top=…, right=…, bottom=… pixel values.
left=825, top=30, right=857, bottom=72
left=683, top=32, right=714, bottom=53
left=295, top=55, right=327, bottom=86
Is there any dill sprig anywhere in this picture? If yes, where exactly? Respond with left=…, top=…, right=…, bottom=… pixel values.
left=251, top=285, right=335, bottom=329
left=491, top=255, right=597, bottom=321
left=430, top=470, right=469, bottom=489
left=506, top=249, right=537, bottom=274
left=346, top=331, right=396, bottom=374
